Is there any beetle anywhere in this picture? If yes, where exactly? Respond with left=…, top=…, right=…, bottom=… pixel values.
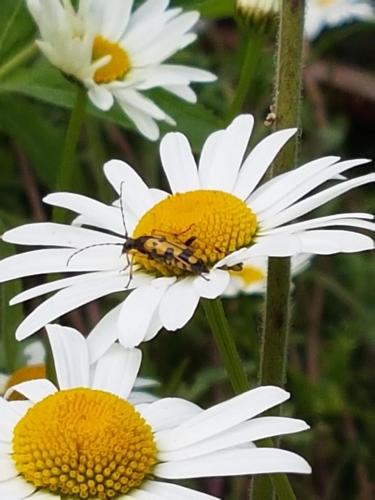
left=66, top=183, right=209, bottom=284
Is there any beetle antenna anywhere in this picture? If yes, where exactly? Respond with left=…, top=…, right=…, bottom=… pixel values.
left=119, top=181, right=128, bottom=238
left=66, top=242, right=123, bottom=267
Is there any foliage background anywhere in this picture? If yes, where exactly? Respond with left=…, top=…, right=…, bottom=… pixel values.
left=0, top=1, right=374, bottom=498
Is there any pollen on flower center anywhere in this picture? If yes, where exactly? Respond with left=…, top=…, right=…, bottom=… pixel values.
left=132, top=190, right=258, bottom=276
left=12, top=388, right=157, bottom=499
left=92, top=36, right=131, bottom=84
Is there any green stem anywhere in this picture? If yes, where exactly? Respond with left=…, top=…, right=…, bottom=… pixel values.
left=0, top=42, right=37, bottom=80
left=226, top=30, right=263, bottom=123
left=202, top=298, right=248, bottom=394
left=252, top=1, right=305, bottom=499
left=53, top=85, right=87, bottom=223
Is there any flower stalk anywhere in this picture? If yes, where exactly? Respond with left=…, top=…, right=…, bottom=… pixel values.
left=226, top=29, right=263, bottom=123
left=202, top=298, right=249, bottom=394
left=252, top=1, right=305, bottom=499
left=53, top=85, right=87, bottom=223
left=0, top=42, right=37, bottom=81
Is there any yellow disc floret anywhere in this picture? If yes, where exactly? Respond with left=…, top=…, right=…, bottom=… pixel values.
left=92, top=36, right=131, bottom=84
left=12, top=388, right=157, bottom=499
left=132, top=189, right=257, bottom=276
left=230, top=264, right=265, bottom=287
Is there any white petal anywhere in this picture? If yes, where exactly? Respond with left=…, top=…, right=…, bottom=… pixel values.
left=29, top=491, right=56, bottom=499
left=115, top=88, right=174, bottom=123
left=199, top=115, right=254, bottom=192
left=218, top=235, right=302, bottom=268
left=164, top=84, right=197, bottom=102
left=0, top=457, right=18, bottom=481
left=88, top=85, right=114, bottom=111
left=4, top=380, right=57, bottom=403
left=194, top=269, right=230, bottom=299
left=233, top=128, right=297, bottom=200
left=258, top=158, right=371, bottom=225
left=159, top=279, right=200, bottom=331
left=104, top=159, right=155, bottom=218
left=87, top=303, right=122, bottom=363
left=116, top=97, right=160, bottom=141
left=160, top=132, right=199, bottom=193
left=92, top=0, right=133, bottom=40
left=158, top=416, right=309, bottom=462
left=0, top=442, right=12, bottom=453
left=43, top=192, right=124, bottom=235
left=298, top=230, right=374, bottom=254
left=247, top=156, right=340, bottom=213
left=262, top=213, right=374, bottom=235
left=140, top=398, right=202, bottom=432
left=268, top=172, right=375, bottom=228
left=0, top=248, right=77, bottom=282
left=198, top=130, right=224, bottom=187
left=0, top=398, right=21, bottom=439
left=155, top=448, right=311, bottom=478
left=2, top=222, right=122, bottom=248
left=157, top=386, right=289, bottom=451
left=142, top=480, right=218, bottom=500
left=10, top=271, right=117, bottom=306
left=131, top=11, right=199, bottom=65
left=0, top=475, right=36, bottom=497
left=46, top=324, right=89, bottom=389
left=118, top=285, right=167, bottom=348
left=15, top=275, right=127, bottom=340
left=92, top=345, right=141, bottom=399
left=125, top=489, right=159, bottom=500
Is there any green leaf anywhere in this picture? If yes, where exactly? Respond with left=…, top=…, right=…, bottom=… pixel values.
left=0, top=61, right=222, bottom=150
left=0, top=96, right=64, bottom=188
left=0, top=218, right=23, bottom=372
left=171, top=0, right=234, bottom=18
left=0, top=0, right=35, bottom=60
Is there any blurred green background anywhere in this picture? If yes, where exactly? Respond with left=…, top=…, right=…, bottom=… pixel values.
left=0, top=1, right=374, bottom=499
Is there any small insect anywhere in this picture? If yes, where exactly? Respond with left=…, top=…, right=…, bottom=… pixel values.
left=124, top=232, right=209, bottom=276
left=66, top=183, right=209, bottom=285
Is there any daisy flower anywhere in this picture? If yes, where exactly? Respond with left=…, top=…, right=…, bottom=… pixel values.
left=223, top=254, right=311, bottom=297
left=236, top=0, right=280, bottom=22
left=26, top=0, right=216, bottom=140
left=0, top=114, right=374, bottom=354
left=0, top=324, right=310, bottom=499
left=0, top=340, right=46, bottom=397
left=306, top=0, right=374, bottom=40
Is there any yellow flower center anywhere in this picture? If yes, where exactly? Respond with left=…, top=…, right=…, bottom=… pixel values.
left=4, top=364, right=46, bottom=401
left=132, top=190, right=257, bottom=276
left=92, top=36, right=131, bottom=84
left=229, top=264, right=265, bottom=287
left=12, top=388, right=157, bottom=499
left=317, top=0, right=335, bottom=5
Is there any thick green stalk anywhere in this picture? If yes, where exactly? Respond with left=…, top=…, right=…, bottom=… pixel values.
left=0, top=42, right=37, bottom=80
left=53, top=85, right=87, bottom=223
left=226, top=30, right=263, bottom=123
left=252, top=1, right=305, bottom=499
left=202, top=298, right=248, bottom=394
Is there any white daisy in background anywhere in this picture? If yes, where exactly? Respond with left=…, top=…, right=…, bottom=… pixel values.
left=0, top=340, right=46, bottom=396
left=0, top=324, right=310, bottom=499
left=236, top=0, right=280, bottom=22
left=306, top=0, right=374, bottom=40
left=223, top=254, right=311, bottom=297
left=26, top=0, right=216, bottom=140
left=0, top=114, right=374, bottom=354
